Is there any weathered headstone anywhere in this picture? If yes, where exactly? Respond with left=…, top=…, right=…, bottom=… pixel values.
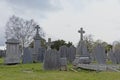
left=43, top=49, right=60, bottom=70
left=37, top=47, right=46, bottom=62
left=94, top=44, right=106, bottom=64
left=59, top=45, right=68, bottom=58
left=108, top=50, right=117, bottom=64
left=22, top=47, right=33, bottom=64
left=33, top=25, right=42, bottom=62
left=114, top=50, right=120, bottom=64
left=4, top=38, right=21, bottom=64
left=67, top=45, right=76, bottom=63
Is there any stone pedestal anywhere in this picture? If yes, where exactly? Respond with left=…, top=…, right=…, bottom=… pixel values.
left=4, top=38, right=20, bottom=64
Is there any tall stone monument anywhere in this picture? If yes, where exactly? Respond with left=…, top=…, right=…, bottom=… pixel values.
left=73, top=28, right=90, bottom=65
left=33, top=25, right=42, bottom=62
left=4, top=38, right=20, bottom=64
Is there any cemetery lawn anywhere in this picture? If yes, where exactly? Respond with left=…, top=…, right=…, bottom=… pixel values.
left=0, top=63, right=120, bottom=80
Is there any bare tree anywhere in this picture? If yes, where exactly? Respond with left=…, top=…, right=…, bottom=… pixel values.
left=5, top=15, right=44, bottom=48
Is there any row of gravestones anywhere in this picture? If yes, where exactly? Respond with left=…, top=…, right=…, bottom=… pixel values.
left=22, top=47, right=46, bottom=64
left=43, top=45, right=76, bottom=70
left=108, top=50, right=120, bottom=64
left=74, top=40, right=120, bottom=65
left=23, top=43, right=120, bottom=66
left=5, top=42, right=120, bottom=66
left=90, top=44, right=120, bottom=65
left=22, top=45, right=76, bottom=64
left=4, top=38, right=120, bottom=71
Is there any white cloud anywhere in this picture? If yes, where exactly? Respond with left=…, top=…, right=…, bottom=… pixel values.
left=0, top=1, right=14, bottom=46
left=41, top=0, right=120, bottom=44
left=0, top=0, right=61, bottom=46
left=0, top=0, right=120, bottom=46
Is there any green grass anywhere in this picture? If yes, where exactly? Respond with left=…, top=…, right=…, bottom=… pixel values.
left=0, top=58, right=120, bottom=80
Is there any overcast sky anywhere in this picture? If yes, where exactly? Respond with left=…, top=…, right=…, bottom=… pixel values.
left=0, top=0, right=120, bottom=47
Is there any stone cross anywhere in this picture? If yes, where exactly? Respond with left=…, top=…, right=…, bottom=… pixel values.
left=35, top=25, right=40, bottom=35
left=78, top=28, right=85, bottom=41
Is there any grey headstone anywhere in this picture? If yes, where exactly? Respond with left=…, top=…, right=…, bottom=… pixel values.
left=4, top=38, right=21, bottom=64
left=108, top=50, right=117, bottom=64
left=94, top=44, right=106, bottom=64
left=43, top=49, right=60, bottom=70
left=114, top=50, right=120, bottom=64
left=22, top=48, right=33, bottom=64
left=59, top=45, right=68, bottom=58
left=67, top=46, right=76, bottom=63
left=37, top=47, right=46, bottom=62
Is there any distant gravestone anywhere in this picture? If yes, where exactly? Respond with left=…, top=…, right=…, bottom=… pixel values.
left=4, top=38, right=21, bottom=64
left=59, top=45, right=68, bottom=58
left=67, top=46, right=76, bottom=63
left=22, top=48, right=33, bottom=64
left=37, top=47, right=46, bottom=62
left=114, top=50, right=120, bottom=64
left=117, top=51, right=120, bottom=64
left=43, top=49, right=60, bottom=70
left=108, top=50, right=117, bottom=64
left=94, top=44, right=106, bottom=64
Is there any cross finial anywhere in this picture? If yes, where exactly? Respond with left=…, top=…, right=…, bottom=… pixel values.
left=35, top=25, right=40, bottom=35
left=78, top=27, right=85, bottom=41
